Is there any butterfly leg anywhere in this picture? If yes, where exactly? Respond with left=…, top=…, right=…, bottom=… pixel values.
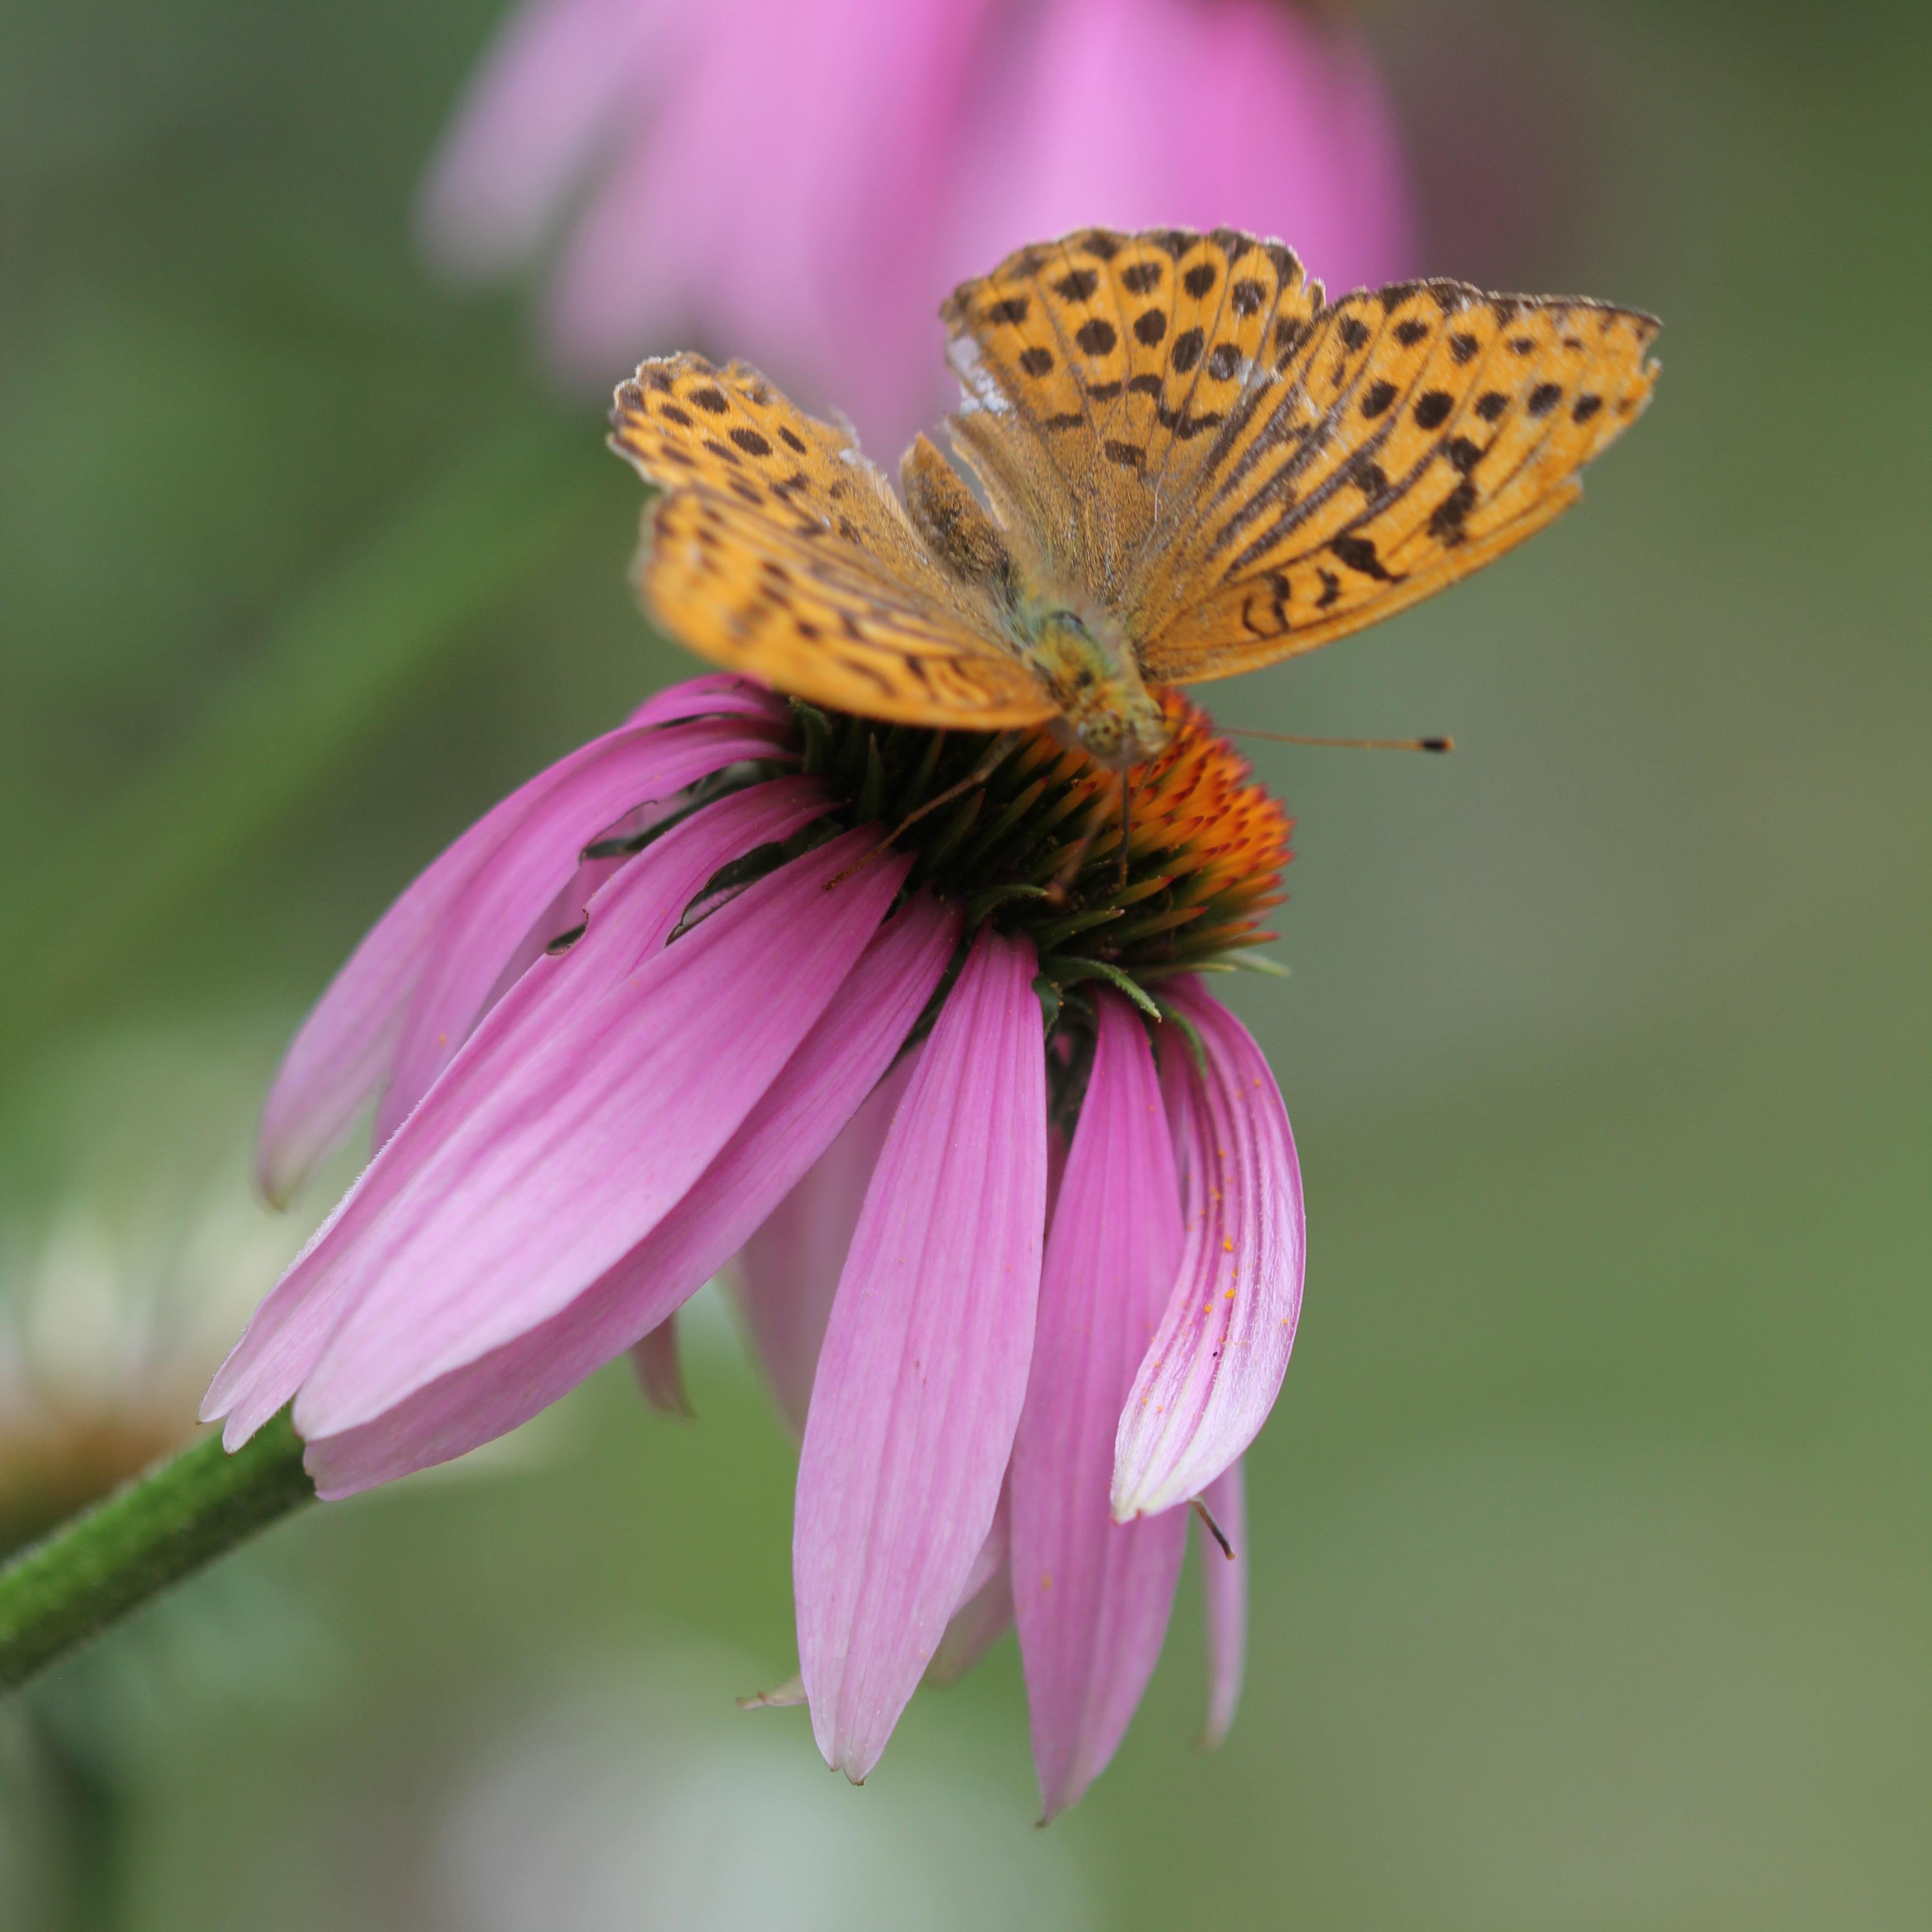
left=1045, top=770, right=1128, bottom=907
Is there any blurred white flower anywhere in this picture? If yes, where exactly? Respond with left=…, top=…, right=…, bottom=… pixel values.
left=0, top=1028, right=316, bottom=1544
left=438, top=1647, right=1096, bottom=1932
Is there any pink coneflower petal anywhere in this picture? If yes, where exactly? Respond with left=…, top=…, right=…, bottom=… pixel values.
left=944, top=0, right=1414, bottom=301
left=1012, top=992, right=1189, bottom=1817
left=256, top=711, right=784, bottom=1206
left=1111, top=983, right=1304, bottom=1520
left=298, top=892, right=956, bottom=1498
left=794, top=927, right=1046, bottom=1782
left=291, top=828, right=909, bottom=1441
left=206, top=776, right=836, bottom=1442
left=417, top=0, right=688, bottom=281
left=733, top=1044, right=921, bottom=1439
left=1197, top=1459, right=1247, bottom=1750
left=376, top=714, right=790, bottom=1146
left=623, top=672, right=787, bottom=730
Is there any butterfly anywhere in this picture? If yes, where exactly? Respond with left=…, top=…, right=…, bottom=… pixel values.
left=609, top=226, right=1659, bottom=770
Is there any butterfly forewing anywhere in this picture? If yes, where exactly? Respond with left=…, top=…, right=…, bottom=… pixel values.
left=1135, top=278, right=1660, bottom=680
left=612, top=354, right=1054, bottom=728
left=940, top=228, right=1321, bottom=604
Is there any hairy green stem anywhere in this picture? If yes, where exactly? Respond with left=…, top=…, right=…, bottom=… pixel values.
left=0, top=1413, right=313, bottom=1696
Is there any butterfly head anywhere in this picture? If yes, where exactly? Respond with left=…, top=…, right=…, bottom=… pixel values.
left=1024, top=604, right=1171, bottom=771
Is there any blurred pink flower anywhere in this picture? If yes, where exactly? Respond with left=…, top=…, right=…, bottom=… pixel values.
left=421, top=0, right=1414, bottom=456
left=207, top=676, right=1305, bottom=1806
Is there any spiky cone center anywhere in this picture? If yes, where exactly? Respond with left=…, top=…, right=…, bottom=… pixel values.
left=648, top=688, right=1291, bottom=1063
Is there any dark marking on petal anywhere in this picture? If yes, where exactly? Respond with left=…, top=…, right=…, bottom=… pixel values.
left=1134, top=308, right=1167, bottom=346
left=1121, top=261, right=1163, bottom=295
left=1413, top=389, right=1454, bottom=429
left=691, top=387, right=730, bottom=414
left=1055, top=268, right=1099, bottom=302
left=1074, top=316, right=1117, bottom=356
left=1361, top=379, right=1399, bottom=418
left=1171, top=328, right=1204, bottom=373
left=1230, top=278, right=1267, bottom=316
left=1081, top=230, right=1123, bottom=260
left=1528, top=382, right=1563, bottom=415
left=1449, top=331, right=1479, bottom=364
left=1206, top=342, right=1242, bottom=381
left=1510, top=335, right=1535, bottom=356
left=1355, top=460, right=1390, bottom=499
left=729, top=427, right=772, bottom=457
left=1315, top=569, right=1342, bottom=609
left=778, top=426, right=807, bottom=453
left=1445, top=435, right=1483, bottom=473
left=1183, top=261, right=1219, bottom=299
left=987, top=296, right=1030, bottom=325
left=1128, top=372, right=1163, bottom=397
left=1337, top=316, right=1371, bottom=352
left=659, top=404, right=694, bottom=428
left=1018, top=345, right=1055, bottom=376
left=1044, top=410, right=1085, bottom=430
left=1103, top=439, right=1145, bottom=469
left=702, top=438, right=740, bottom=465
left=1395, top=318, right=1430, bottom=347
left=1087, top=380, right=1123, bottom=401
left=1573, top=393, right=1603, bottom=423
left=1475, top=390, right=1509, bottom=422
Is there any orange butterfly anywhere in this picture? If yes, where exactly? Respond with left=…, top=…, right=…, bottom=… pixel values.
left=610, top=226, right=1658, bottom=770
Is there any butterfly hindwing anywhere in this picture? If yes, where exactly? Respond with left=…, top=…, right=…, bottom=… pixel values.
left=1135, top=280, right=1661, bottom=681
left=612, top=354, right=1054, bottom=729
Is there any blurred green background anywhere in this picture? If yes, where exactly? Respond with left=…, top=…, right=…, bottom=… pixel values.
left=2, top=0, right=1928, bottom=1926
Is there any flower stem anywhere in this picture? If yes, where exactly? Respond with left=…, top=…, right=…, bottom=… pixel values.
left=0, top=1412, right=314, bottom=1696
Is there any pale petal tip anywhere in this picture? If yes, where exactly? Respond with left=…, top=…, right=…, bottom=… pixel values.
left=737, top=1673, right=806, bottom=1711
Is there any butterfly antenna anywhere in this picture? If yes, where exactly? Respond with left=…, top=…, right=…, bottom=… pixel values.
left=1221, top=729, right=1453, bottom=753
left=826, top=731, right=1022, bottom=889
left=1116, top=769, right=1135, bottom=891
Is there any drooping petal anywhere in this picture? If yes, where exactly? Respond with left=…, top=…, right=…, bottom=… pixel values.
left=1197, top=1459, right=1248, bottom=1750
left=543, top=0, right=1001, bottom=453
left=1012, top=992, right=1189, bottom=1818
left=794, top=927, right=1046, bottom=1783
left=377, top=715, right=789, bottom=1145
left=1112, top=984, right=1304, bottom=1520
left=732, top=1045, right=921, bottom=1439
left=255, top=711, right=783, bottom=1205
left=291, top=828, right=909, bottom=1442
left=297, top=892, right=957, bottom=1498
left=206, top=777, right=835, bottom=1442
left=943, top=0, right=1413, bottom=300
left=623, top=672, right=786, bottom=730
left=629, top=1314, right=692, bottom=1420
left=416, top=0, right=690, bottom=281
left=927, top=1481, right=1013, bottom=1687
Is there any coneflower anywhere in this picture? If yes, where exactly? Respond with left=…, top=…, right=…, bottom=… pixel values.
left=204, top=673, right=1304, bottom=1808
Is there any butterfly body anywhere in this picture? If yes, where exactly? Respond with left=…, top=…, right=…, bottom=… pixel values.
left=610, top=227, right=1659, bottom=765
